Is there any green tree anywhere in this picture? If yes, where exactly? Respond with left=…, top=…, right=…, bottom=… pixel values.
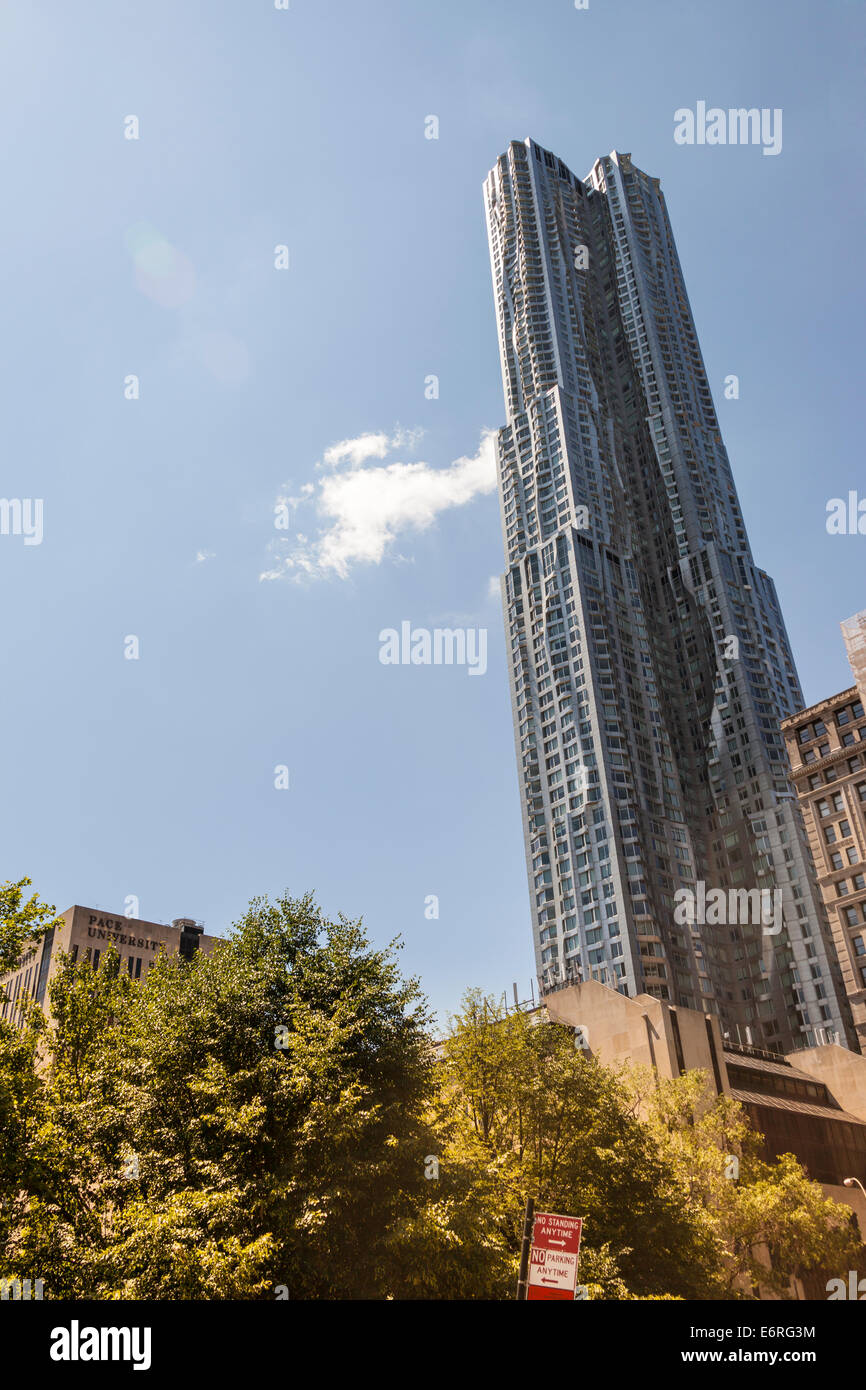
left=2, top=891, right=450, bottom=1299
left=3, top=889, right=859, bottom=1302
left=0, top=877, right=62, bottom=991
left=432, top=993, right=862, bottom=1300
left=0, top=940, right=134, bottom=1297
left=433, top=991, right=719, bottom=1298
left=631, top=1067, right=862, bottom=1298
left=0, top=878, right=65, bottom=1287
left=110, top=893, right=441, bottom=1298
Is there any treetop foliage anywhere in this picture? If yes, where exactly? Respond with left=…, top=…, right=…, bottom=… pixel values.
left=0, top=884, right=860, bottom=1300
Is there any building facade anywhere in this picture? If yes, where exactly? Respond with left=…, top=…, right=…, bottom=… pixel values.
left=842, top=611, right=866, bottom=703
left=782, top=612, right=866, bottom=1053
left=0, top=904, right=217, bottom=1028
left=544, top=978, right=866, bottom=1248
left=483, top=140, right=855, bottom=1053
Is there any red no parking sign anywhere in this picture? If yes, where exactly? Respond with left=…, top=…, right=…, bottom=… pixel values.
left=527, top=1212, right=583, bottom=1301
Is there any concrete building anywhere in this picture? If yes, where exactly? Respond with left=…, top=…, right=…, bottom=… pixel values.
left=0, top=904, right=218, bottom=1027
left=782, top=612, right=866, bottom=1054
left=544, top=978, right=866, bottom=1243
left=483, top=139, right=855, bottom=1053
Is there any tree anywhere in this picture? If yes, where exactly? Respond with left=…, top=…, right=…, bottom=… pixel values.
left=433, top=993, right=862, bottom=1299
left=433, top=991, right=719, bottom=1298
left=0, top=878, right=64, bottom=1284
left=631, top=1067, right=863, bottom=1298
left=2, top=890, right=859, bottom=1301
left=1, top=891, right=447, bottom=1299
left=0, top=877, right=62, bottom=993
left=0, top=939, right=135, bottom=1298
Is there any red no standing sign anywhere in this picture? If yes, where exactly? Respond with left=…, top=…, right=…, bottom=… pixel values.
left=527, top=1211, right=583, bottom=1301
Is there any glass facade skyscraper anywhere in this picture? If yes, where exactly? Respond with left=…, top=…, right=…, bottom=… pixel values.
left=484, top=140, right=856, bottom=1053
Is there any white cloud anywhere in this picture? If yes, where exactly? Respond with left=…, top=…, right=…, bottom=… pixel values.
left=321, top=432, right=391, bottom=470
left=195, top=550, right=215, bottom=564
left=487, top=575, right=501, bottom=601
left=319, top=426, right=424, bottom=471
left=260, top=428, right=497, bottom=582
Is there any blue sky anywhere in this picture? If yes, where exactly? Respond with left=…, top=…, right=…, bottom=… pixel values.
left=1, top=0, right=863, bottom=1024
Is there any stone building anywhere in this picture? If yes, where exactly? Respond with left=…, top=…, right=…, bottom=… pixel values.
left=782, top=612, right=866, bottom=1053
left=0, top=903, right=218, bottom=1027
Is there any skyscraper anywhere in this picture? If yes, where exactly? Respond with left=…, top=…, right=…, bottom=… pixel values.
left=484, top=140, right=856, bottom=1053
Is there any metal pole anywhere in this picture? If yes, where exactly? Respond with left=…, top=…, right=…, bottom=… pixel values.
left=516, top=1197, right=535, bottom=1300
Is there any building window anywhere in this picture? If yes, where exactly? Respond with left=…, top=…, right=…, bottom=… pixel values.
left=853, top=935, right=865, bottom=957
left=35, top=928, right=55, bottom=1007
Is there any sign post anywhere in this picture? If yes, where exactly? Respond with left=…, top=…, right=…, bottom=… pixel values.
left=516, top=1197, right=535, bottom=1300
left=526, top=1211, right=583, bottom=1301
